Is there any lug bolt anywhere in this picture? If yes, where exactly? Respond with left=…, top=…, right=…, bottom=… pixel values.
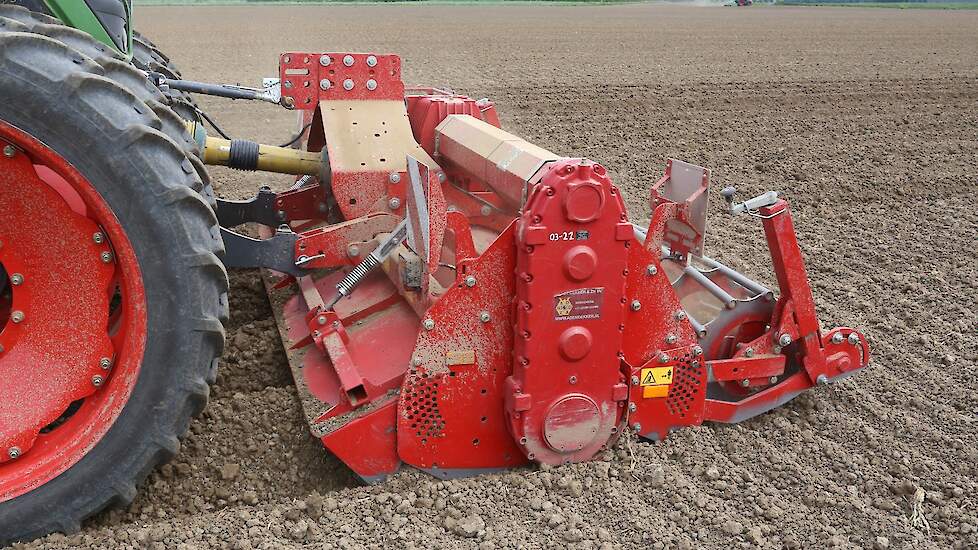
left=628, top=402, right=637, bottom=412
left=100, top=251, right=113, bottom=263
left=388, top=197, right=401, bottom=210
left=479, top=311, right=491, bottom=323
left=2, top=145, right=15, bottom=158
left=99, top=357, right=112, bottom=370
left=630, top=300, right=641, bottom=311
left=366, top=55, right=378, bottom=67
left=779, top=333, right=792, bottom=347
left=343, top=55, right=355, bottom=66
left=10, top=273, right=23, bottom=286
left=10, top=311, right=24, bottom=323
left=389, top=173, right=401, bottom=183
left=464, top=275, right=477, bottom=288
left=740, top=379, right=750, bottom=387
left=423, top=318, right=435, bottom=331
left=646, top=264, right=658, bottom=276
left=847, top=333, right=860, bottom=346
left=366, top=79, right=377, bottom=91
left=674, top=310, right=687, bottom=321
left=93, top=232, right=105, bottom=244
left=631, top=375, right=640, bottom=385
left=319, top=55, right=332, bottom=66
left=319, top=79, right=331, bottom=91
left=7, top=447, right=20, bottom=459
left=92, top=375, right=104, bottom=387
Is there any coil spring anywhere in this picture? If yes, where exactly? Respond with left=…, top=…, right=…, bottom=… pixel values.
left=336, top=254, right=380, bottom=297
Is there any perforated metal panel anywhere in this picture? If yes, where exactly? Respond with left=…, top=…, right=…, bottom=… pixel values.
left=666, top=354, right=704, bottom=418
left=403, top=372, right=446, bottom=440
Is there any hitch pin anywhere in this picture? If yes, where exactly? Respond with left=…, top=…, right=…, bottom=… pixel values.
left=721, top=187, right=779, bottom=215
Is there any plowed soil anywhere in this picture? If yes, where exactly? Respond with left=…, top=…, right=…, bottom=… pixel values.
left=23, top=4, right=978, bottom=549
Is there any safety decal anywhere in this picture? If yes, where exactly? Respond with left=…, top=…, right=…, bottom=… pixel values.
left=640, top=366, right=673, bottom=398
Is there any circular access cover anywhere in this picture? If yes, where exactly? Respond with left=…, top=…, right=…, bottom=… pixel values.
left=543, top=395, right=601, bottom=453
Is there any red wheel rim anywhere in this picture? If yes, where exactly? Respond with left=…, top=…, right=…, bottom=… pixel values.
left=0, top=120, right=147, bottom=501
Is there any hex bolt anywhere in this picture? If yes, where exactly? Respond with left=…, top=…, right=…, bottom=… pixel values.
left=343, top=55, right=355, bottom=67
left=100, top=251, right=113, bottom=263
left=388, top=197, right=401, bottom=210
left=389, top=172, right=401, bottom=183
left=632, top=423, right=642, bottom=433
left=480, top=205, right=492, bottom=216
left=658, top=352, right=669, bottom=364
left=674, top=310, right=687, bottom=321
left=769, top=376, right=778, bottom=384
left=665, top=334, right=677, bottom=344
left=319, top=55, right=332, bottom=66
left=366, top=55, right=378, bottom=67
left=692, top=346, right=703, bottom=356
left=464, top=275, right=477, bottom=288
left=412, top=357, right=422, bottom=367
left=630, top=300, right=642, bottom=312
left=847, top=333, right=860, bottom=346
left=7, top=447, right=20, bottom=459
left=10, top=273, right=23, bottom=286
left=99, top=357, right=112, bottom=370
left=740, top=379, right=750, bottom=388
left=93, top=232, right=105, bottom=244
left=745, top=347, right=755, bottom=358
left=779, top=333, right=792, bottom=347
left=366, top=79, right=378, bottom=91
left=816, top=374, right=829, bottom=386
left=92, top=375, right=104, bottom=387
left=317, top=315, right=328, bottom=326
left=347, top=244, right=360, bottom=258
left=831, top=332, right=844, bottom=344
left=2, top=145, right=15, bottom=158
left=628, top=402, right=637, bottom=412
left=569, top=376, right=578, bottom=385
left=631, top=375, right=640, bottom=385
left=423, top=318, right=435, bottom=331
left=10, top=311, right=24, bottom=324
left=319, top=79, right=331, bottom=91
left=438, top=172, right=447, bottom=183
left=343, top=79, right=355, bottom=91
left=479, top=311, right=491, bottom=323
left=646, top=264, right=658, bottom=276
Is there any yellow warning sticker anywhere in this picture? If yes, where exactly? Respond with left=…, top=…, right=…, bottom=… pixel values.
left=640, top=366, right=673, bottom=399
left=640, top=366, right=674, bottom=386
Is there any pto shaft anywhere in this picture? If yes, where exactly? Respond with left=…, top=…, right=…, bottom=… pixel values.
left=186, top=121, right=323, bottom=177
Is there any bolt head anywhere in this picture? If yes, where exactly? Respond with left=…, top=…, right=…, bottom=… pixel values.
left=10, top=273, right=23, bottom=286
left=744, top=347, right=754, bottom=358
left=816, top=374, right=829, bottom=386
left=632, top=423, right=642, bottom=433
left=92, top=375, right=104, bottom=387
left=628, top=402, right=637, bottom=412
left=480, top=205, right=492, bottom=216
left=569, top=376, right=577, bottom=385
left=319, top=54, right=332, bottom=66
left=740, top=379, right=750, bottom=387
left=412, top=357, right=422, bottom=367
left=366, top=79, right=377, bottom=91
left=10, top=311, right=24, bottom=323
left=646, top=264, right=658, bottom=276
left=479, top=311, right=491, bottom=323
left=93, top=232, right=105, bottom=244
left=366, top=55, right=378, bottom=67
left=343, top=54, right=355, bottom=66
left=319, top=78, right=331, bottom=91
left=769, top=376, right=778, bottom=384
left=317, top=315, right=328, bottom=326
left=7, top=447, right=20, bottom=459
left=389, top=172, right=401, bottom=184
left=100, top=251, right=113, bottom=263
left=99, top=357, right=112, bottom=370
left=631, top=375, right=640, bottom=385
left=347, top=244, right=360, bottom=258
left=665, top=334, right=677, bottom=344
left=2, top=145, right=15, bottom=158
left=342, top=79, right=355, bottom=91
left=423, top=318, right=435, bottom=331
left=847, top=333, right=859, bottom=346
left=779, top=333, right=792, bottom=347
left=438, top=172, right=447, bottom=183
left=630, top=300, right=641, bottom=311
left=674, top=310, right=687, bottom=321
left=464, top=275, right=477, bottom=288
left=658, top=352, right=669, bottom=364
left=692, top=346, right=703, bottom=356
left=388, top=197, right=401, bottom=210
left=831, top=332, right=844, bottom=344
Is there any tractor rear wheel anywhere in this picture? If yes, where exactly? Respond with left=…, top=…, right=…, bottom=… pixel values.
left=0, top=31, right=227, bottom=545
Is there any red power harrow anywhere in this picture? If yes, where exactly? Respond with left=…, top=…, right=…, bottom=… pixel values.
left=206, top=52, right=870, bottom=482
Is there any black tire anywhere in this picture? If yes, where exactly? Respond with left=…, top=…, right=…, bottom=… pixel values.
left=130, top=30, right=199, bottom=123
left=0, top=6, right=214, bottom=208
left=0, top=31, right=228, bottom=545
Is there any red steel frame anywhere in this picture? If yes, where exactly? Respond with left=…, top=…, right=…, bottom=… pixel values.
left=260, top=52, right=870, bottom=482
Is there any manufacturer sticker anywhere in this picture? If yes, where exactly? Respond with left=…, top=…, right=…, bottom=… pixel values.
left=640, top=366, right=673, bottom=399
left=553, top=287, right=604, bottom=321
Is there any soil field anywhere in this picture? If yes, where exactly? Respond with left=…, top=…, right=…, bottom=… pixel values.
left=20, top=4, right=978, bottom=549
